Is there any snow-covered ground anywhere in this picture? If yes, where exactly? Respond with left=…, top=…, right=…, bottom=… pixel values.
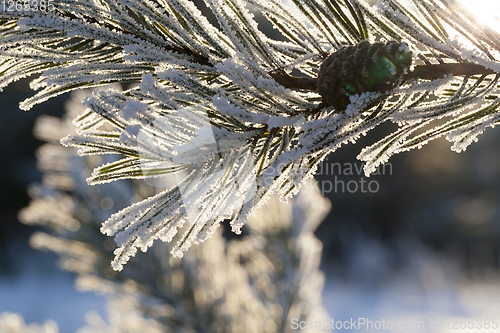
left=0, top=244, right=106, bottom=332
left=322, top=240, right=500, bottom=333
left=323, top=281, right=500, bottom=332
left=4, top=237, right=500, bottom=332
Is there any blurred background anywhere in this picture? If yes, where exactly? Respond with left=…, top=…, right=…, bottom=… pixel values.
left=3, top=1, right=500, bottom=331
left=0, top=81, right=107, bottom=331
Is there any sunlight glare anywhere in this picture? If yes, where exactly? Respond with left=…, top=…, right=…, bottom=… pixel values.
left=456, top=0, right=500, bottom=30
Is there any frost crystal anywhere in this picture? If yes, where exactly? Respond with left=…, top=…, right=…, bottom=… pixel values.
left=16, top=96, right=331, bottom=331
left=2, top=0, right=500, bottom=269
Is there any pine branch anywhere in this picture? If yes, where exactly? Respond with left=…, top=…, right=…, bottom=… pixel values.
left=405, top=63, right=496, bottom=80
left=53, top=8, right=213, bottom=66
left=268, top=69, right=318, bottom=90
left=3, top=0, right=500, bottom=270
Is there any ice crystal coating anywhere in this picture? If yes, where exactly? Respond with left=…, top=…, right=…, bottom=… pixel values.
left=1, top=0, right=500, bottom=269
left=17, top=96, right=331, bottom=331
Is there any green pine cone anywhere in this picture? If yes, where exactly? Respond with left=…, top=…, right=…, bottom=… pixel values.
left=317, top=40, right=412, bottom=111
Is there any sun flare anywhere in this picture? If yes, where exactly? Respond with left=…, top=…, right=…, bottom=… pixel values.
left=455, top=0, right=500, bottom=30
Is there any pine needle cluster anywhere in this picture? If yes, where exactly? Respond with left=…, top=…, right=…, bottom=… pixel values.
left=1, top=0, right=500, bottom=269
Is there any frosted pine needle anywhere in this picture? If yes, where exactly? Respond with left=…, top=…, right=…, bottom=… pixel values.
left=2, top=0, right=500, bottom=270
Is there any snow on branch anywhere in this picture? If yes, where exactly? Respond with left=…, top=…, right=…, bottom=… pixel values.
left=2, top=0, right=500, bottom=269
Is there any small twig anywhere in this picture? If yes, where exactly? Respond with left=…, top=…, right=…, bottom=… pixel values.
left=404, top=63, right=495, bottom=81
left=268, top=63, right=498, bottom=92
left=268, top=70, right=318, bottom=90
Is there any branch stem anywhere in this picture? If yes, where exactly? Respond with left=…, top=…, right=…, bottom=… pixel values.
left=268, top=70, right=318, bottom=90
left=404, top=63, right=495, bottom=80
left=269, top=63, right=497, bottom=91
